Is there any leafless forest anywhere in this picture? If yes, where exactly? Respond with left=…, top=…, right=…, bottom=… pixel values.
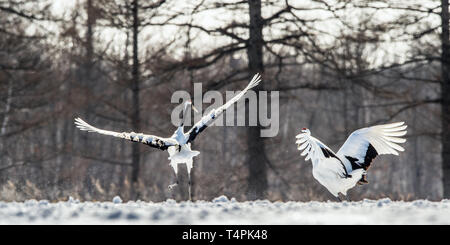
left=0, top=0, right=448, bottom=202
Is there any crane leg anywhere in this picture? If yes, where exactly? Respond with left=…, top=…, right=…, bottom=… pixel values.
left=346, top=195, right=351, bottom=202
left=168, top=181, right=178, bottom=190
left=336, top=196, right=342, bottom=202
left=188, top=174, right=192, bottom=201
left=168, top=173, right=179, bottom=190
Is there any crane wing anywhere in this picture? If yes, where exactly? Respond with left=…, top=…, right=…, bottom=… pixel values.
left=337, top=122, right=407, bottom=170
left=186, top=73, right=261, bottom=143
left=296, top=131, right=349, bottom=178
left=74, top=117, right=177, bottom=151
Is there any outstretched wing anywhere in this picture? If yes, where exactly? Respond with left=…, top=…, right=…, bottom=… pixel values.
left=296, top=131, right=349, bottom=178
left=186, top=73, right=261, bottom=143
left=74, top=117, right=177, bottom=151
left=337, top=122, right=407, bottom=170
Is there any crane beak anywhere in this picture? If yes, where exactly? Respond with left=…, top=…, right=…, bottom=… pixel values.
left=191, top=104, right=199, bottom=114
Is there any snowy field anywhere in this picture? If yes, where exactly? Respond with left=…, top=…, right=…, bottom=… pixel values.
left=1, top=196, right=450, bottom=225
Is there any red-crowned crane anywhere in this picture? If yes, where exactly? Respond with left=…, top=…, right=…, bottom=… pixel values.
left=74, top=74, right=261, bottom=200
left=295, top=122, right=407, bottom=201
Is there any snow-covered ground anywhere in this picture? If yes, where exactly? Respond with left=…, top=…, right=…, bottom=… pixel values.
left=1, top=196, right=449, bottom=225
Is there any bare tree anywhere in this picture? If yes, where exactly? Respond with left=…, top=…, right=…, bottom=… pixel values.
left=441, top=0, right=450, bottom=198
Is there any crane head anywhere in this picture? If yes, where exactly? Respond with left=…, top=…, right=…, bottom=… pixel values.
left=184, top=100, right=199, bottom=113
left=188, top=100, right=199, bottom=113
left=300, top=128, right=310, bottom=134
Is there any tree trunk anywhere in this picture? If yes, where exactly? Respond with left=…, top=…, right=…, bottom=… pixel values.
left=85, top=0, right=94, bottom=72
left=131, top=0, right=141, bottom=199
left=0, top=79, right=13, bottom=170
left=246, top=0, right=267, bottom=200
left=441, top=0, right=450, bottom=198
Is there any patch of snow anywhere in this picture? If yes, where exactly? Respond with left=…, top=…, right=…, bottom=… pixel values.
left=67, top=196, right=80, bottom=204
left=212, top=195, right=229, bottom=203
left=112, top=196, right=122, bottom=204
left=0, top=196, right=449, bottom=224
